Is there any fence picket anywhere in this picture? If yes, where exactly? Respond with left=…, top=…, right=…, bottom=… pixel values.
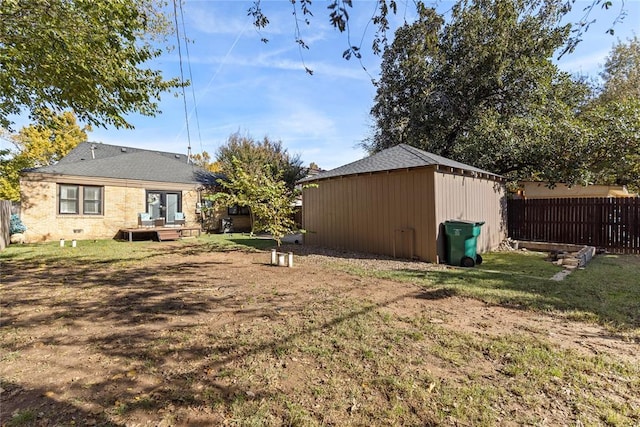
left=507, top=197, right=640, bottom=254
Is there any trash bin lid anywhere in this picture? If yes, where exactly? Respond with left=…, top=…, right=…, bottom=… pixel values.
left=444, top=220, right=485, bottom=226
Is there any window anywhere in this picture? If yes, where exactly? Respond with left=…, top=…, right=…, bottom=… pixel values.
left=59, top=184, right=103, bottom=215
left=83, top=186, right=103, bottom=215
left=228, top=204, right=250, bottom=216
left=59, top=185, right=79, bottom=214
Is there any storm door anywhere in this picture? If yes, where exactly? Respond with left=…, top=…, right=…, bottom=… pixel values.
left=146, top=191, right=182, bottom=224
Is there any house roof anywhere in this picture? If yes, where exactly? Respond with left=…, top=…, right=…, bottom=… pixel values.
left=299, top=144, right=501, bottom=183
left=521, top=181, right=638, bottom=199
left=23, top=142, right=221, bottom=185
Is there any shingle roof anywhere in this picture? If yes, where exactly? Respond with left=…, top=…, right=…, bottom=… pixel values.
left=24, top=142, right=221, bottom=185
left=299, top=144, right=501, bottom=182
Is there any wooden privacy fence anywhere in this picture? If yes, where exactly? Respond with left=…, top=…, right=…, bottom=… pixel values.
left=508, top=198, right=640, bottom=254
left=0, top=200, right=11, bottom=251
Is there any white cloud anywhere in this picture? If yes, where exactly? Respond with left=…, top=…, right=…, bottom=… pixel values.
left=185, top=3, right=252, bottom=36
left=557, top=49, right=608, bottom=76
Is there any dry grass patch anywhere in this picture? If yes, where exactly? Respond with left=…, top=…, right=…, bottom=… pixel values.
left=1, top=237, right=639, bottom=426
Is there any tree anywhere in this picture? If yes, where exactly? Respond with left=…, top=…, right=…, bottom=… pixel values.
left=579, top=99, right=640, bottom=191
left=216, top=132, right=305, bottom=190
left=0, top=0, right=181, bottom=130
left=248, top=0, right=626, bottom=70
left=190, top=151, right=221, bottom=173
left=0, top=1, right=623, bottom=129
left=576, top=36, right=640, bottom=192
left=367, top=0, right=594, bottom=184
left=210, top=158, right=297, bottom=246
left=0, top=110, right=89, bottom=201
left=10, top=109, right=90, bottom=167
left=598, top=35, right=640, bottom=103
left=0, top=148, right=30, bottom=201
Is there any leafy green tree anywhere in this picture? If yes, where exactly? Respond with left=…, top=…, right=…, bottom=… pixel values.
left=0, top=148, right=30, bottom=201
left=0, top=110, right=89, bottom=201
left=574, top=36, right=640, bottom=192
left=579, top=99, right=640, bottom=191
left=211, top=158, right=297, bottom=246
left=216, top=132, right=305, bottom=190
left=367, top=0, right=594, bottom=184
left=0, top=0, right=181, bottom=130
left=598, top=35, right=640, bottom=103
left=10, top=110, right=90, bottom=167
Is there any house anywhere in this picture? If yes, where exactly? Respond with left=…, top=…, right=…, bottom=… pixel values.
left=18, top=142, right=248, bottom=242
left=519, top=181, right=637, bottom=199
left=299, top=144, right=507, bottom=263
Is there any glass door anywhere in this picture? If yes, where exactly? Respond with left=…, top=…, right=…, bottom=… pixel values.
left=165, top=193, right=179, bottom=224
left=146, top=191, right=182, bottom=224
left=147, top=192, right=163, bottom=220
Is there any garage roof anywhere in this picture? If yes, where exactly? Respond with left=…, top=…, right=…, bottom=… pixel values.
left=299, top=144, right=501, bottom=183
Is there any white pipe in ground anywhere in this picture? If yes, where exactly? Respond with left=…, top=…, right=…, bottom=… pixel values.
left=277, top=253, right=286, bottom=266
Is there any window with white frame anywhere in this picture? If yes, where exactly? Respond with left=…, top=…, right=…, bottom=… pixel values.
left=58, top=184, right=103, bottom=215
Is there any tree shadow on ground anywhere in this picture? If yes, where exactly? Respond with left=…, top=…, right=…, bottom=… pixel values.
left=1, top=380, right=123, bottom=426
left=2, top=248, right=447, bottom=425
left=385, top=257, right=640, bottom=330
left=256, top=243, right=640, bottom=329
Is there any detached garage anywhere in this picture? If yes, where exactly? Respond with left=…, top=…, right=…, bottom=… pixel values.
left=300, top=144, right=507, bottom=263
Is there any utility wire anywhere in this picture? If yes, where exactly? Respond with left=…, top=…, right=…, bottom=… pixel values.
left=173, top=13, right=250, bottom=151
left=172, top=0, right=192, bottom=162
left=178, top=0, right=204, bottom=155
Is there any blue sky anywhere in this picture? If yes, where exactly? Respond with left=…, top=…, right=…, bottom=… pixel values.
left=6, top=1, right=640, bottom=170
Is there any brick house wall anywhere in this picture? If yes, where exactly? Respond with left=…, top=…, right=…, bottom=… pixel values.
left=20, top=173, right=200, bottom=242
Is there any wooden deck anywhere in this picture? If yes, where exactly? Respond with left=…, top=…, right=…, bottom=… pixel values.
left=120, top=226, right=202, bottom=242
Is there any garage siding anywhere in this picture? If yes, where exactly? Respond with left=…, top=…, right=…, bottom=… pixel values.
left=302, top=167, right=439, bottom=262
left=433, top=172, right=507, bottom=259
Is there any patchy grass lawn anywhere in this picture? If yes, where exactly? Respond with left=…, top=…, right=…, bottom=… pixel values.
left=336, top=251, right=640, bottom=331
left=1, top=237, right=639, bottom=426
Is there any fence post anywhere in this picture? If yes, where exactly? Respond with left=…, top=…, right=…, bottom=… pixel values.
left=0, top=200, right=11, bottom=251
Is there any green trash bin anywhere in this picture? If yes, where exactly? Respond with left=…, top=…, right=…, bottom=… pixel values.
left=444, top=220, right=485, bottom=267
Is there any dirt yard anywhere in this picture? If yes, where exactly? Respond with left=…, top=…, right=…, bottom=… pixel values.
left=2, top=243, right=638, bottom=426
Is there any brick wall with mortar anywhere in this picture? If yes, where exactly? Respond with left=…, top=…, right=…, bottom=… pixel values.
left=20, top=177, right=200, bottom=242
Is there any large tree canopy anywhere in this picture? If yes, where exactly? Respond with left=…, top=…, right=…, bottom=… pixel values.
left=367, top=0, right=591, bottom=183
left=579, top=99, right=640, bottom=191
left=0, top=0, right=181, bottom=130
left=579, top=36, right=640, bottom=192
left=368, top=1, right=639, bottom=188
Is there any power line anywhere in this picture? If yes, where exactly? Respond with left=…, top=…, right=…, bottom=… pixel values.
left=173, top=16, right=250, bottom=151
left=172, top=0, right=192, bottom=162
left=178, top=0, right=204, bottom=155
left=170, top=2, right=249, bottom=157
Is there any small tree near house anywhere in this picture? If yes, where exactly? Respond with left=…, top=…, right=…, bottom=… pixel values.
left=209, top=158, right=297, bottom=246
